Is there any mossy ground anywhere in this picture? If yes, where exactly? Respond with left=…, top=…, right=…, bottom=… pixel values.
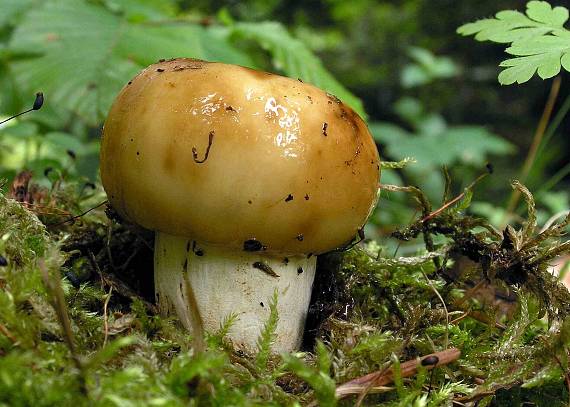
left=0, top=175, right=569, bottom=406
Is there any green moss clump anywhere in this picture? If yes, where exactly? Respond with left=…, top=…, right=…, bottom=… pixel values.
left=0, top=178, right=569, bottom=406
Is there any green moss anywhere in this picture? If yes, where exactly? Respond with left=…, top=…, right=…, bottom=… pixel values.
left=0, top=179, right=568, bottom=406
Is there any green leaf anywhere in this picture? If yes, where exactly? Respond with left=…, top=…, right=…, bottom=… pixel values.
left=458, top=1, right=570, bottom=84
left=43, top=132, right=86, bottom=154
left=369, top=122, right=412, bottom=145
left=117, top=24, right=253, bottom=68
left=8, top=0, right=252, bottom=125
left=498, top=56, right=541, bottom=84
left=372, top=122, right=515, bottom=169
left=8, top=1, right=356, bottom=126
left=102, top=0, right=178, bottom=22
left=230, top=21, right=366, bottom=118
left=9, top=0, right=135, bottom=125
left=401, top=47, right=459, bottom=88
left=458, top=12, right=540, bottom=43
left=0, top=0, right=34, bottom=28
left=438, top=126, right=516, bottom=165
left=526, top=1, right=569, bottom=26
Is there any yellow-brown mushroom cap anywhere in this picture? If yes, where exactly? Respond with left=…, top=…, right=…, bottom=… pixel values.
left=100, top=58, right=380, bottom=255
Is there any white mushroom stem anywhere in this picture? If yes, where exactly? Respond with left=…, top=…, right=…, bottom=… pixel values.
left=154, top=232, right=317, bottom=352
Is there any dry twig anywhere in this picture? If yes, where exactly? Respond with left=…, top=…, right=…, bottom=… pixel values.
left=39, top=260, right=88, bottom=394
left=103, top=286, right=113, bottom=347
left=0, top=322, right=17, bottom=344
left=336, top=348, right=461, bottom=400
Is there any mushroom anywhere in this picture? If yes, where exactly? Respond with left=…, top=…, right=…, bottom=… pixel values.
left=100, top=58, right=380, bottom=352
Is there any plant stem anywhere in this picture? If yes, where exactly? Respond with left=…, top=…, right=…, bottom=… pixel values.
left=503, top=76, right=561, bottom=226
left=535, top=92, right=570, bottom=160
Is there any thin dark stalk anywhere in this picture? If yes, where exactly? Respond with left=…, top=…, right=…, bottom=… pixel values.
left=0, top=109, right=35, bottom=125
left=0, top=93, right=44, bottom=125
left=47, top=200, right=108, bottom=226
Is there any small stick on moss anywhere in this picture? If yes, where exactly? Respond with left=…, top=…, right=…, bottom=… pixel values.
left=335, top=348, right=461, bottom=400
left=354, top=362, right=393, bottom=406
left=0, top=322, right=17, bottom=344
left=103, top=286, right=113, bottom=347
left=39, top=260, right=88, bottom=395
left=450, top=311, right=470, bottom=325
left=421, top=169, right=491, bottom=223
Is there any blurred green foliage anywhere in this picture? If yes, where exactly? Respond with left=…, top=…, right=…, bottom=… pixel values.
left=193, top=0, right=569, bottom=226
left=0, top=1, right=568, bottom=405
left=458, top=1, right=570, bottom=85
left=0, top=0, right=362, bottom=184
left=2, top=0, right=567, bottom=237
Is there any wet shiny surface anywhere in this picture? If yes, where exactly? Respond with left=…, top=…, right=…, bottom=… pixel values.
left=101, top=58, right=380, bottom=255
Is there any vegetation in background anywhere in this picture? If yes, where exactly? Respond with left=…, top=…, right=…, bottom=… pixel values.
left=458, top=1, right=570, bottom=85
left=1, top=0, right=567, bottom=226
left=0, top=0, right=362, bottom=184
left=0, top=0, right=568, bottom=405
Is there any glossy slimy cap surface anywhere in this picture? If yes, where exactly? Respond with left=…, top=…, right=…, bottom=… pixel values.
left=101, top=58, right=380, bottom=255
